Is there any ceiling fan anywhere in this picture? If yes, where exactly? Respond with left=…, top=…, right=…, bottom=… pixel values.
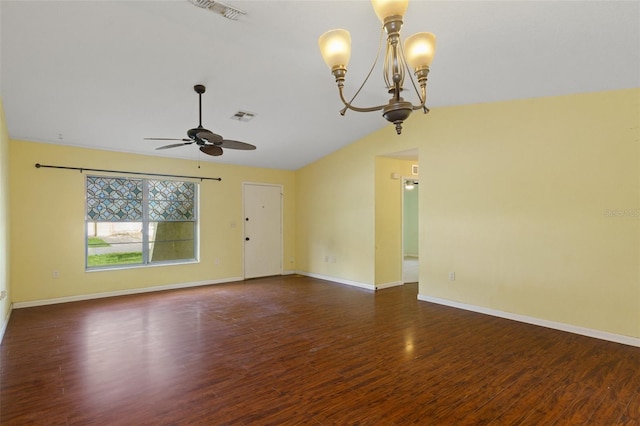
left=145, top=84, right=256, bottom=157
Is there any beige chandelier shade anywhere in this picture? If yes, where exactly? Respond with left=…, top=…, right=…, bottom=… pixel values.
left=318, top=29, right=351, bottom=70
left=404, top=32, right=437, bottom=70
left=371, top=0, right=409, bottom=22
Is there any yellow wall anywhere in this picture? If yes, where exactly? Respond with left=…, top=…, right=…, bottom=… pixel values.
left=295, top=141, right=375, bottom=285
left=296, top=88, right=640, bottom=338
left=417, top=89, right=639, bottom=338
left=0, top=98, right=10, bottom=330
left=9, top=140, right=295, bottom=303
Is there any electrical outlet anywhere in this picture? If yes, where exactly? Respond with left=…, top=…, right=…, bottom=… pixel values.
left=448, top=272, right=455, bottom=281
left=53, top=271, right=60, bottom=279
left=0, top=290, right=7, bottom=300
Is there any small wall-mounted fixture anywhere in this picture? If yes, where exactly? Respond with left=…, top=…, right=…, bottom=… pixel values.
left=411, top=164, right=419, bottom=175
left=405, top=180, right=418, bottom=190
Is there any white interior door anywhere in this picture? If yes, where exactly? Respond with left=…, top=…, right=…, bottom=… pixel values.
left=243, top=183, right=282, bottom=279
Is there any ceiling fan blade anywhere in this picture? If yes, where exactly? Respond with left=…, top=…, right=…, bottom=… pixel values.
left=145, top=137, right=192, bottom=142
left=156, top=142, right=194, bottom=150
left=200, top=145, right=223, bottom=156
left=195, top=131, right=223, bottom=144
left=219, top=139, right=256, bottom=150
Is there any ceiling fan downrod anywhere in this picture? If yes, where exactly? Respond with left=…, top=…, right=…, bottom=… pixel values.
left=188, top=84, right=208, bottom=140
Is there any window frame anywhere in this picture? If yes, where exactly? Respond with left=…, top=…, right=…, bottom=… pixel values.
left=85, top=174, right=199, bottom=271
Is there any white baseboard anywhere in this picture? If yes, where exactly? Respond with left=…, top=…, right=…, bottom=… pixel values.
left=296, top=271, right=401, bottom=291
left=376, top=281, right=403, bottom=290
left=12, top=277, right=244, bottom=309
left=0, top=303, right=12, bottom=344
left=418, top=294, right=640, bottom=348
left=296, top=271, right=375, bottom=291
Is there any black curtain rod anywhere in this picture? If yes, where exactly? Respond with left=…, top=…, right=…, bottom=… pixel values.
left=34, top=163, right=222, bottom=182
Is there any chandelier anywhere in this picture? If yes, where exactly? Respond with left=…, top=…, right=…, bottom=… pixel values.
left=318, top=0, right=436, bottom=135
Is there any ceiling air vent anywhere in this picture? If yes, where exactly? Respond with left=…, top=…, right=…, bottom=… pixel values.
left=188, top=0, right=246, bottom=20
left=231, top=111, right=256, bottom=122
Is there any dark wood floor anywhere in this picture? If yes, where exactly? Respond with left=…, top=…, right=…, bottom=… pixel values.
left=1, top=275, right=639, bottom=425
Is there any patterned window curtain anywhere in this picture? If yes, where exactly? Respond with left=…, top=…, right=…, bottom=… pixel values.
left=86, top=176, right=143, bottom=221
left=148, top=180, right=195, bottom=221
left=147, top=180, right=196, bottom=262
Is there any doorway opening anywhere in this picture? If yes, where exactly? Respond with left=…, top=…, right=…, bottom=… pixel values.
left=403, top=178, right=418, bottom=283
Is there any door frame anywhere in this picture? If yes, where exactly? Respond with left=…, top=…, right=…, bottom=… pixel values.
left=242, top=182, right=284, bottom=279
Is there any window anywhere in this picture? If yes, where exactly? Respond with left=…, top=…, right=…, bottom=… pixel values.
left=86, top=175, right=198, bottom=269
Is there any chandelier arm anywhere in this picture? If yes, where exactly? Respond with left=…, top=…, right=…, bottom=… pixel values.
left=409, top=85, right=428, bottom=113
left=338, top=86, right=386, bottom=114
left=419, top=83, right=429, bottom=113
left=339, top=25, right=387, bottom=115
left=411, top=103, right=430, bottom=113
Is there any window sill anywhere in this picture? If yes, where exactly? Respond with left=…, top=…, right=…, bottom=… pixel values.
left=85, top=259, right=199, bottom=273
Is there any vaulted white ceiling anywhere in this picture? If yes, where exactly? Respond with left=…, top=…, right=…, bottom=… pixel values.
left=1, top=0, right=639, bottom=170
